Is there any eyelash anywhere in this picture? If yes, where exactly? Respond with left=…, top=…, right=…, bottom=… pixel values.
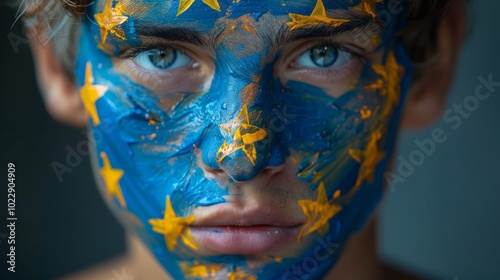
left=308, top=39, right=362, bottom=57
left=292, top=37, right=364, bottom=67
left=118, top=43, right=195, bottom=84
left=117, top=38, right=365, bottom=91
left=119, top=42, right=187, bottom=59
left=287, top=38, right=365, bottom=81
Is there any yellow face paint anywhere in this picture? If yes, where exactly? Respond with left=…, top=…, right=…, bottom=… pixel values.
left=148, top=196, right=197, bottom=251
left=95, top=0, right=129, bottom=46
left=288, top=0, right=350, bottom=31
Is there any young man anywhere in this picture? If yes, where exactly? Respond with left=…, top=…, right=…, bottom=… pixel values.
left=23, top=0, right=466, bottom=279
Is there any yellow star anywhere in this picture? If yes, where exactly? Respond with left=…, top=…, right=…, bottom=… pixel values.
left=217, top=104, right=267, bottom=166
left=368, top=51, right=405, bottom=116
left=99, top=152, right=126, bottom=208
left=80, top=62, right=108, bottom=126
left=148, top=196, right=197, bottom=251
left=297, top=182, right=342, bottom=240
left=288, top=0, right=350, bottom=31
left=228, top=270, right=256, bottom=280
left=353, top=0, right=383, bottom=18
left=177, top=0, right=221, bottom=17
left=180, top=261, right=222, bottom=278
left=348, top=131, right=386, bottom=190
left=95, top=0, right=128, bottom=45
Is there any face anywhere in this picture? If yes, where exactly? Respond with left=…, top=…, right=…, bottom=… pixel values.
left=77, top=0, right=412, bottom=278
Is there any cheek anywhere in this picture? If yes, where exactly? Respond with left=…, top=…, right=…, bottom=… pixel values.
left=272, top=73, right=379, bottom=153
left=270, top=50, right=404, bottom=185
left=77, top=56, right=227, bottom=210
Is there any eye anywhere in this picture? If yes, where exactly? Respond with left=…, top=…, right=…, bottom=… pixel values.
left=134, top=48, right=192, bottom=70
left=295, top=45, right=351, bottom=69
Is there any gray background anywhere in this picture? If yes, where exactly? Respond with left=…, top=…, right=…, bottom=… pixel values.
left=380, top=1, right=500, bottom=279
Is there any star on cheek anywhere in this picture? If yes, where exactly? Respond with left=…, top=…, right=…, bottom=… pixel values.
left=80, top=62, right=108, bottom=126
left=99, top=152, right=126, bottom=208
left=176, top=0, right=221, bottom=16
left=348, top=131, right=386, bottom=190
left=94, top=0, right=129, bottom=46
left=367, top=51, right=405, bottom=116
left=217, top=104, right=267, bottom=166
left=148, top=196, right=197, bottom=252
left=297, top=182, right=342, bottom=240
left=287, top=0, right=350, bottom=31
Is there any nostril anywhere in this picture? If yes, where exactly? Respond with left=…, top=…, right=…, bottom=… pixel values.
left=263, top=164, right=285, bottom=175
left=201, top=165, right=227, bottom=180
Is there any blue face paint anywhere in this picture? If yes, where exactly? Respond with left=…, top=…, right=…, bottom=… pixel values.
left=77, top=0, right=413, bottom=278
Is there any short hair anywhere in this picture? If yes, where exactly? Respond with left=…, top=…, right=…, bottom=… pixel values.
left=18, top=0, right=469, bottom=80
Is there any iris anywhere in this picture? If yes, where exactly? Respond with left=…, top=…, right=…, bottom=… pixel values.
left=310, top=45, right=338, bottom=68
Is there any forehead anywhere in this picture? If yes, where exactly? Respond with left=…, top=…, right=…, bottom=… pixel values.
left=93, top=0, right=360, bottom=31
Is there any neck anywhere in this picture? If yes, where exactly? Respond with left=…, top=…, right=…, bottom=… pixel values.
left=324, top=216, right=383, bottom=280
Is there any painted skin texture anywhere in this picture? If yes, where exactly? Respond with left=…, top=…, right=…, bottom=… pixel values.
left=77, top=0, right=412, bottom=278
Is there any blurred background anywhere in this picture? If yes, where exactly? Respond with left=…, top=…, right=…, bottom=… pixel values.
left=379, top=1, right=500, bottom=279
left=1, top=0, right=499, bottom=279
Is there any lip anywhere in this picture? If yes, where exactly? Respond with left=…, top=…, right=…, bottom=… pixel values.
left=190, top=204, right=304, bottom=255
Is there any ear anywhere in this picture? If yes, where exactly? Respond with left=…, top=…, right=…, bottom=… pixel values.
left=28, top=25, right=88, bottom=127
left=401, top=0, right=467, bottom=130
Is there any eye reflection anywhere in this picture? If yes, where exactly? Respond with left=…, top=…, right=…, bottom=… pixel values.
left=295, top=45, right=351, bottom=69
left=311, top=45, right=338, bottom=67
left=134, top=48, right=192, bottom=70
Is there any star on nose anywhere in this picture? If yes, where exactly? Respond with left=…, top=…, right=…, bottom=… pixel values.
left=216, top=104, right=267, bottom=166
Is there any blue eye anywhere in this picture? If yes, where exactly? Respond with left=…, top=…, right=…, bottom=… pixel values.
left=134, top=48, right=191, bottom=70
left=295, top=45, right=351, bottom=68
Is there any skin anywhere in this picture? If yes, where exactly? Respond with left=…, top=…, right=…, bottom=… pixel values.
left=28, top=0, right=466, bottom=279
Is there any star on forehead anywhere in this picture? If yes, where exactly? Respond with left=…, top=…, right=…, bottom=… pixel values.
left=148, top=196, right=197, bottom=252
left=368, top=51, right=405, bottom=115
left=177, top=0, right=221, bottom=17
left=288, top=0, right=350, bottom=31
left=353, top=0, right=383, bottom=18
left=297, top=182, right=342, bottom=240
left=217, top=104, right=267, bottom=166
left=348, top=131, right=386, bottom=190
left=94, top=0, right=128, bottom=45
left=99, top=152, right=126, bottom=208
left=80, top=62, right=108, bottom=126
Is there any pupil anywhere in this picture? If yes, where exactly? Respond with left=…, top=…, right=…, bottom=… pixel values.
left=310, top=46, right=338, bottom=67
left=148, top=48, right=177, bottom=69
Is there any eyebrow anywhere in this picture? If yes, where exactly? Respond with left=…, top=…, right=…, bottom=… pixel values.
left=134, top=25, right=209, bottom=46
left=133, top=12, right=381, bottom=53
left=283, top=15, right=379, bottom=44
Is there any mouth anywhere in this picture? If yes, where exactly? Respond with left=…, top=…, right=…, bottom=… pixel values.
left=190, top=204, right=304, bottom=255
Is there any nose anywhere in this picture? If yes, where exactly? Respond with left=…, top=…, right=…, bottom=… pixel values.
left=198, top=37, right=287, bottom=181
left=200, top=104, right=286, bottom=182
